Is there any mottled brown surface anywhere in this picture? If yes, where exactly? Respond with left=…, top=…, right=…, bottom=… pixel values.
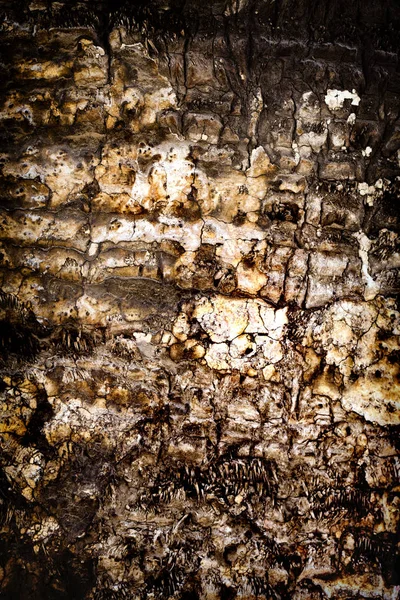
left=0, top=1, right=399, bottom=598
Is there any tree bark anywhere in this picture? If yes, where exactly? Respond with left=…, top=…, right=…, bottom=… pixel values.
left=0, top=1, right=399, bottom=598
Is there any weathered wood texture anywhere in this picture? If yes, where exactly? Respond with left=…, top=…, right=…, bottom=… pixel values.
left=0, top=1, right=399, bottom=598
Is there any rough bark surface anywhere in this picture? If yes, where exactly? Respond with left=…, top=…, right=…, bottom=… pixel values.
left=0, top=1, right=399, bottom=598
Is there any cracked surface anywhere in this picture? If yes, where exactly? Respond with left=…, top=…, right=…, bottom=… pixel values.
left=0, top=0, right=399, bottom=598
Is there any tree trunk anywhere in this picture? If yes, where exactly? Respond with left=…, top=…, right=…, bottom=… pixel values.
left=0, top=1, right=399, bottom=598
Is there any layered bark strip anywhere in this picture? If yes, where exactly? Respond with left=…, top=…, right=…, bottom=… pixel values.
left=0, top=0, right=399, bottom=598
